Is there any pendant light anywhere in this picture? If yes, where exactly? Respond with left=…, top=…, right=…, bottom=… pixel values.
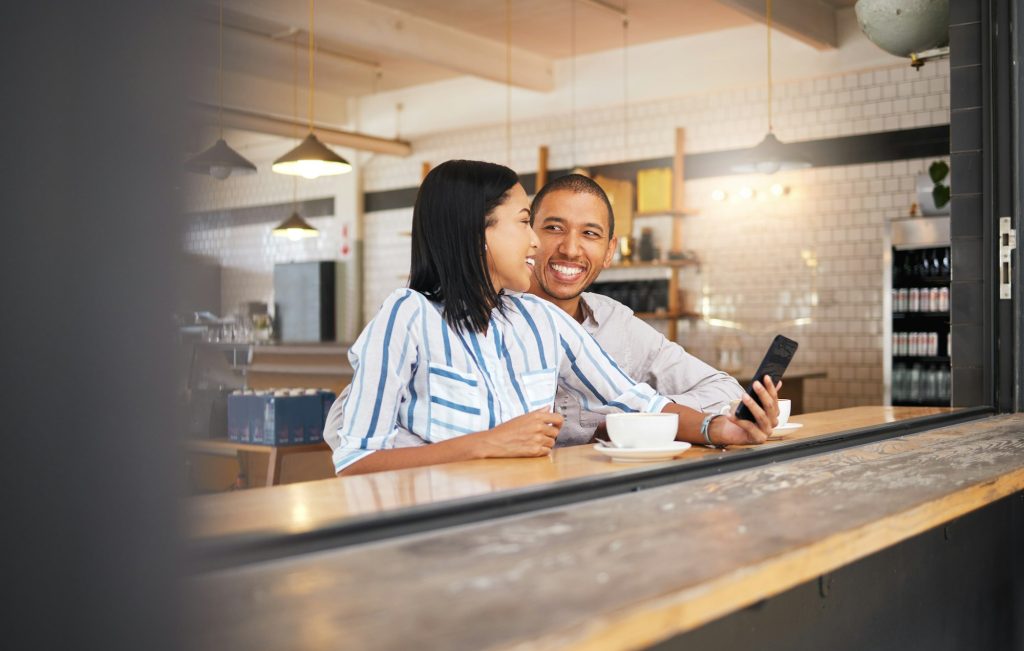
left=186, top=0, right=257, bottom=179
left=273, top=209, right=319, bottom=239
left=272, top=0, right=352, bottom=179
left=274, top=33, right=319, bottom=240
left=731, top=0, right=809, bottom=175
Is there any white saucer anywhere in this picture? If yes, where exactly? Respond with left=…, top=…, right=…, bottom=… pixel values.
left=774, top=422, right=804, bottom=432
left=767, top=422, right=804, bottom=439
left=593, top=441, right=691, bottom=462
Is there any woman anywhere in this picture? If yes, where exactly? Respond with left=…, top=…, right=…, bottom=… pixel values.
left=328, top=160, right=777, bottom=475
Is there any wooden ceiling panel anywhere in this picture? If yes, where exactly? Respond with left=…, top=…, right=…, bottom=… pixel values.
left=370, top=0, right=753, bottom=59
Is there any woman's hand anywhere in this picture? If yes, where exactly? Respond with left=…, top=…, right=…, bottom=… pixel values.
left=464, top=408, right=563, bottom=459
left=710, top=376, right=783, bottom=446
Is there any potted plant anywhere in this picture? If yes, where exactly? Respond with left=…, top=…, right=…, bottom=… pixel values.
left=916, top=160, right=950, bottom=216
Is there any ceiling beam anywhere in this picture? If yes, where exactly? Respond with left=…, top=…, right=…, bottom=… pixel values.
left=192, top=65, right=351, bottom=127
left=219, top=0, right=555, bottom=92
left=196, top=5, right=383, bottom=72
left=194, top=20, right=379, bottom=98
left=714, top=0, right=838, bottom=50
left=189, top=101, right=412, bottom=157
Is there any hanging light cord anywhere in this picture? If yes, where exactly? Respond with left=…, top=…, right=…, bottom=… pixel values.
left=622, top=1, right=629, bottom=158
left=308, top=0, right=315, bottom=132
left=292, top=33, right=299, bottom=139
left=293, top=33, right=299, bottom=207
left=570, top=0, right=577, bottom=168
left=766, top=0, right=773, bottom=133
left=218, top=0, right=224, bottom=138
left=506, top=0, right=512, bottom=166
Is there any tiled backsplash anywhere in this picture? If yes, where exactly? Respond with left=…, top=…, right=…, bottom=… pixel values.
left=359, top=61, right=949, bottom=413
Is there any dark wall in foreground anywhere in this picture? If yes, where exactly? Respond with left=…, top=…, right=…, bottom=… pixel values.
left=0, top=1, right=185, bottom=650
left=653, top=492, right=1024, bottom=651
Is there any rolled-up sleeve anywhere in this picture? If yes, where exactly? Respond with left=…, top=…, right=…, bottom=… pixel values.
left=627, top=317, right=744, bottom=413
left=545, top=303, right=670, bottom=416
left=331, top=290, right=421, bottom=473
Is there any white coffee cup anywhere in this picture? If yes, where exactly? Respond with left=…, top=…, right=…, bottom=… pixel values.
left=777, top=399, right=791, bottom=427
left=605, top=413, right=678, bottom=448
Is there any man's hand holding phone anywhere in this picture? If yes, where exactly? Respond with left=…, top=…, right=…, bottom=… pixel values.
left=710, top=375, right=783, bottom=445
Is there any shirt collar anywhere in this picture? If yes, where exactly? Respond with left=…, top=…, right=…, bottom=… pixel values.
left=578, top=294, right=601, bottom=330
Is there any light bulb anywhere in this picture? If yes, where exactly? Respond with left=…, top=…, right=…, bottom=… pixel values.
left=209, top=165, right=232, bottom=180
left=711, top=189, right=727, bottom=202
left=738, top=187, right=755, bottom=200
left=770, top=183, right=787, bottom=197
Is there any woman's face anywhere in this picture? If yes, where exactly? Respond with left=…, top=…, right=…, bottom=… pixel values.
left=485, top=183, right=539, bottom=294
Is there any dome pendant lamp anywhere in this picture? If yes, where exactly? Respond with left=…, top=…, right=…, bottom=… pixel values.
left=731, top=0, right=809, bottom=175
left=272, top=210, right=319, bottom=240
left=186, top=0, right=257, bottom=179
left=272, top=0, right=352, bottom=179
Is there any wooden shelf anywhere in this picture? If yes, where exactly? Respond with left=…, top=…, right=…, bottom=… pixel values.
left=893, top=312, right=950, bottom=318
left=610, top=258, right=699, bottom=270
left=893, top=277, right=950, bottom=287
left=634, top=209, right=698, bottom=218
left=247, top=363, right=352, bottom=377
left=186, top=438, right=328, bottom=455
left=635, top=310, right=702, bottom=320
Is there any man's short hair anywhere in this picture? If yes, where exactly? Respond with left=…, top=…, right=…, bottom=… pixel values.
left=530, top=174, right=615, bottom=239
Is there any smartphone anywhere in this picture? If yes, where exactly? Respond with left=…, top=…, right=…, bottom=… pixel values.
left=734, top=335, right=798, bottom=422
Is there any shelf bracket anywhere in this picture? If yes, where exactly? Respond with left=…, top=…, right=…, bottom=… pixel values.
left=1000, top=217, right=1016, bottom=300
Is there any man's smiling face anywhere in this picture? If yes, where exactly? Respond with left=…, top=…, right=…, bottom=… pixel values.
left=530, top=189, right=617, bottom=303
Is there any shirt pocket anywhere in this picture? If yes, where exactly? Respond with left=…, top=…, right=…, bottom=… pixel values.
left=427, top=362, right=485, bottom=440
left=581, top=407, right=602, bottom=431
left=520, top=367, right=558, bottom=411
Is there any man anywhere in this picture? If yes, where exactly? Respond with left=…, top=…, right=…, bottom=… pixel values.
left=528, top=174, right=751, bottom=446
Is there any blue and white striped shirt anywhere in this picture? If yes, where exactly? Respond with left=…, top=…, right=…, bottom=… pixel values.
left=328, top=288, right=671, bottom=473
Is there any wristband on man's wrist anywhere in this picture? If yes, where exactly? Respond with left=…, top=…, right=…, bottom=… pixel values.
left=700, top=413, right=724, bottom=448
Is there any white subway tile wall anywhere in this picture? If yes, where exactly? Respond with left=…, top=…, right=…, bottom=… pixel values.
left=182, top=161, right=361, bottom=340
left=360, top=61, right=949, bottom=413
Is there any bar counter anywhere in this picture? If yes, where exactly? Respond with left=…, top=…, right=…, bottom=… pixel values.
left=190, top=406, right=951, bottom=544
left=189, top=412, right=1024, bottom=651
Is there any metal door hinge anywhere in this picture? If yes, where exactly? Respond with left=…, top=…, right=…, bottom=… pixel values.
left=1000, top=217, right=1016, bottom=300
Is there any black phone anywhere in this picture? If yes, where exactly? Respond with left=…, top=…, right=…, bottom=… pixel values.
left=735, top=335, right=798, bottom=422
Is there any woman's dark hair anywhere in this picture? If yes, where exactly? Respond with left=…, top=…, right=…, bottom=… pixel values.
left=409, top=159, right=519, bottom=334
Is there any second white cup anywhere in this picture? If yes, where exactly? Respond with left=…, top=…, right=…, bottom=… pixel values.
left=777, top=399, right=791, bottom=427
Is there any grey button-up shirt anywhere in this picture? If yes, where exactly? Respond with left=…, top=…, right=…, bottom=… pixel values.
left=552, top=292, right=744, bottom=447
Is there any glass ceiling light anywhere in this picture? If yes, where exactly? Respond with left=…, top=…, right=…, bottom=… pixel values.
left=185, top=0, right=256, bottom=179
left=731, top=0, right=809, bottom=175
left=272, top=0, right=352, bottom=179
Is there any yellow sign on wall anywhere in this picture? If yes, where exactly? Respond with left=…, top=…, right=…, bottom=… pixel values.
left=636, top=168, right=673, bottom=214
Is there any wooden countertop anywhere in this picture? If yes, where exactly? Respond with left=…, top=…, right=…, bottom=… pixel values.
left=189, top=412, right=1024, bottom=651
left=189, top=406, right=950, bottom=544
